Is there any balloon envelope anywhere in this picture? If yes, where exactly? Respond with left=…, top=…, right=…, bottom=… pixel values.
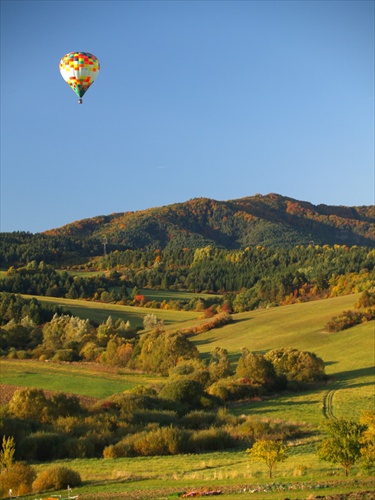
left=59, top=52, right=100, bottom=101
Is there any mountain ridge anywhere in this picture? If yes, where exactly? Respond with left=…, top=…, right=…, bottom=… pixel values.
left=44, top=193, right=375, bottom=249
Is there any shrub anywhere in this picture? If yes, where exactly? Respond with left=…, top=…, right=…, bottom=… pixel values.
left=103, top=443, right=128, bottom=459
left=159, top=379, right=205, bottom=408
left=52, top=348, right=80, bottom=362
left=8, top=388, right=52, bottom=423
left=49, top=392, right=84, bottom=418
left=325, top=309, right=374, bottom=333
left=188, top=428, right=235, bottom=453
left=355, top=290, right=375, bottom=308
left=132, top=409, right=178, bottom=426
left=107, top=426, right=189, bottom=457
left=207, top=379, right=261, bottom=402
left=133, top=426, right=187, bottom=456
left=18, top=432, right=66, bottom=462
left=32, top=465, right=81, bottom=492
left=236, top=416, right=302, bottom=443
left=181, top=410, right=217, bottom=430
left=135, top=329, right=199, bottom=375
left=236, top=349, right=278, bottom=389
left=265, top=347, right=326, bottom=383
left=0, top=462, right=36, bottom=497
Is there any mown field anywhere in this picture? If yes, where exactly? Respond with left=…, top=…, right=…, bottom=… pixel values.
left=1, top=291, right=374, bottom=499
left=22, top=293, right=204, bottom=328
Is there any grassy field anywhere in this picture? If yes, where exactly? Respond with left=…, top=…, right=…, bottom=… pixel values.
left=19, top=449, right=375, bottom=500
left=3, top=293, right=374, bottom=422
left=0, top=359, right=162, bottom=399
left=1, top=292, right=374, bottom=499
left=22, top=294, right=202, bottom=328
left=187, top=293, right=375, bottom=424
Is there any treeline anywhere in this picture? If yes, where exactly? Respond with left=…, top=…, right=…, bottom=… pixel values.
left=0, top=261, right=128, bottom=302
left=0, top=232, right=119, bottom=268
left=75, top=245, right=375, bottom=305
left=1, top=245, right=374, bottom=312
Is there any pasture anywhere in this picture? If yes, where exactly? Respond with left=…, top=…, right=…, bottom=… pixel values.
left=22, top=293, right=202, bottom=328
left=1, top=291, right=374, bottom=499
left=17, top=449, right=375, bottom=499
left=3, top=292, right=374, bottom=423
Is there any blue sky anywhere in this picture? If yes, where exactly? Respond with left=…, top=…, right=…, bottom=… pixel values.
left=1, top=0, right=374, bottom=233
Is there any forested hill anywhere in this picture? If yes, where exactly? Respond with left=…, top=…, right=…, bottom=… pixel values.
left=45, top=194, right=374, bottom=250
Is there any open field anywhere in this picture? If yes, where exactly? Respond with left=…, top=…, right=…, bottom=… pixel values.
left=3, top=293, right=374, bottom=423
left=18, top=449, right=375, bottom=500
left=1, top=292, right=374, bottom=499
left=0, top=360, right=162, bottom=401
left=22, top=294, right=202, bottom=328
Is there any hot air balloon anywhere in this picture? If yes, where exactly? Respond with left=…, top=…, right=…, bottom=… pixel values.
left=59, top=52, right=100, bottom=104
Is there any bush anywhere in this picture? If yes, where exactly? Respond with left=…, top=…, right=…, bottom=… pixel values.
left=32, top=465, right=81, bottom=492
left=265, top=347, right=326, bottom=383
left=325, top=309, right=374, bottom=333
left=132, top=409, right=178, bottom=426
left=7, top=388, right=52, bottom=423
left=49, top=392, right=84, bottom=419
left=187, top=428, right=235, bottom=453
left=236, top=350, right=278, bottom=389
left=207, top=379, right=261, bottom=403
left=0, top=462, right=36, bottom=497
left=52, top=348, right=80, bottom=362
left=106, top=426, right=189, bottom=457
left=135, top=329, right=199, bottom=375
left=159, top=379, right=205, bottom=408
left=18, top=432, right=67, bottom=461
left=181, top=410, right=217, bottom=430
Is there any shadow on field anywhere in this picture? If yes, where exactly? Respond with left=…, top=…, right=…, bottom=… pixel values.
left=235, top=398, right=318, bottom=415
left=334, top=366, right=375, bottom=383
left=193, top=337, right=216, bottom=345
left=324, top=360, right=339, bottom=366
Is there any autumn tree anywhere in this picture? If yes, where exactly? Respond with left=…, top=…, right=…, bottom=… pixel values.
left=265, top=347, right=326, bottom=383
left=359, top=410, right=375, bottom=471
left=247, top=439, right=288, bottom=478
left=317, top=418, right=366, bottom=476
left=8, top=388, right=52, bottom=423
left=236, top=349, right=278, bottom=389
left=209, top=347, right=232, bottom=382
left=135, top=329, right=199, bottom=375
left=0, top=436, right=15, bottom=471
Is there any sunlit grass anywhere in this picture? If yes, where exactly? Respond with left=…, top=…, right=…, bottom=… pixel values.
left=22, top=448, right=375, bottom=500
left=2, top=291, right=375, bottom=499
left=0, top=359, right=162, bottom=398
left=22, top=293, right=201, bottom=328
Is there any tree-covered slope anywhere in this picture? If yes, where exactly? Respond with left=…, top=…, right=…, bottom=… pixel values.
left=44, top=193, right=375, bottom=249
left=1, top=194, right=374, bottom=267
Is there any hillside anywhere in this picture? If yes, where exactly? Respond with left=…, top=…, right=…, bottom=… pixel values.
left=44, top=193, right=375, bottom=250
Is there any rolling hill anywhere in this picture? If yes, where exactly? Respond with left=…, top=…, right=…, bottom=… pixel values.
left=45, top=193, right=375, bottom=250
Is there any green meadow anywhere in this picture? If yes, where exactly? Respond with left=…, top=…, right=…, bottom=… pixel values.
left=0, top=359, right=162, bottom=399
left=1, top=291, right=374, bottom=499
left=22, top=293, right=202, bottom=328
left=6, top=292, right=373, bottom=425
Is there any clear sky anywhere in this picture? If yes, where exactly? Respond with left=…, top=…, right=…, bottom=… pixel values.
left=1, top=0, right=374, bottom=233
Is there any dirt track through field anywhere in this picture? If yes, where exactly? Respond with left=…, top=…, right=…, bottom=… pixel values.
left=322, top=385, right=339, bottom=419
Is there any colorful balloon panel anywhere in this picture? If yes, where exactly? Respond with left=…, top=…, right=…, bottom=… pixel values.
left=59, top=52, right=100, bottom=100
